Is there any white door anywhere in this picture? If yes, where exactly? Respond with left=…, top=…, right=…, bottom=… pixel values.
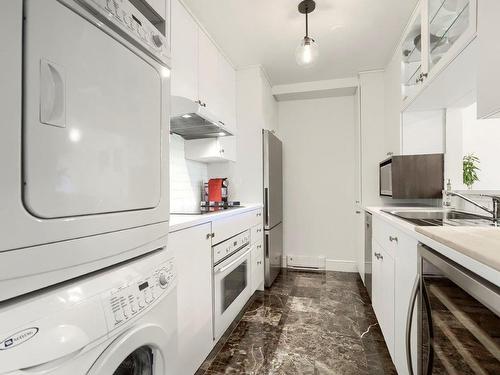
left=197, top=30, right=219, bottom=111
left=372, top=242, right=395, bottom=358
left=216, top=54, right=236, bottom=131
left=172, top=223, right=214, bottom=375
left=23, top=0, right=162, bottom=218
left=171, top=0, right=198, bottom=102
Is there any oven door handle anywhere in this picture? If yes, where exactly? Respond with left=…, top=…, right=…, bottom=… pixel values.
left=406, top=275, right=420, bottom=375
left=215, top=247, right=251, bottom=275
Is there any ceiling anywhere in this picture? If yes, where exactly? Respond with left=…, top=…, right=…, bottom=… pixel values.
left=181, top=0, right=419, bottom=85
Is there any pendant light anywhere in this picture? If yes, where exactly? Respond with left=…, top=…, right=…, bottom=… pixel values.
left=295, top=0, right=319, bottom=67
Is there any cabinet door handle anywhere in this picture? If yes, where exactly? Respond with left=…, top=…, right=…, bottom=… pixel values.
left=206, top=233, right=211, bottom=240
left=389, top=236, right=398, bottom=243
left=211, top=233, right=215, bottom=238
left=374, top=252, right=380, bottom=259
left=356, top=210, right=361, bottom=214
left=218, top=121, right=225, bottom=126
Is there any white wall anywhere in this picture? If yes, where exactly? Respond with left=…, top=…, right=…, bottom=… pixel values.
left=278, top=96, right=357, bottom=272
left=169, top=135, right=208, bottom=212
left=446, top=102, right=500, bottom=190
left=402, top=110, right=445, bottom=155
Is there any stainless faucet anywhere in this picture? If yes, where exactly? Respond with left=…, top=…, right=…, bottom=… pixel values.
left=446, top=192, right=500, bottom=223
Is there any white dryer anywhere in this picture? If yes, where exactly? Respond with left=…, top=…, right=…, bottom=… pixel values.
left=0, top=246, right=177, bottom=375
left=0, top=0, right=171, bottom=300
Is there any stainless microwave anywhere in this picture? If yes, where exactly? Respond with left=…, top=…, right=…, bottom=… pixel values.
left=379, top=154, right=444, bottom=199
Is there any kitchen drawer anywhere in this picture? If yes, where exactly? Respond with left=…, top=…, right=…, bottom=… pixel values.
left=251, top=239, right=264, bottom=292
left=372, top=215, right=411, bottom=258
left=211, top=209, right=263, bottom=245
left=251, top=224, right=263, bottom=245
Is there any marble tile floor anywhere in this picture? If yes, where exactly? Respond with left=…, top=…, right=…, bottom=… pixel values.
left=196, top=269, right=396, bottom=375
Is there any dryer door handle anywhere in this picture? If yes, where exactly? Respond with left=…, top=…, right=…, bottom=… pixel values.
left=40, top=59, right=66, bottom=128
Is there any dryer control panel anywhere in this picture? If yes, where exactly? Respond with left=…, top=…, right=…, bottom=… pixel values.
left=87, top=0, right=170, bottom=62
left=103, top=257, right=176, bottom=330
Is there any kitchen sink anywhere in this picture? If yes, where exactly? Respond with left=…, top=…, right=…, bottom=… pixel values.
left=381, top=209, right=497, bottom=227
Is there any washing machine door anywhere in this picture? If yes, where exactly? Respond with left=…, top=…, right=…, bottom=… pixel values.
left=88, top=324, right=170, bottom=375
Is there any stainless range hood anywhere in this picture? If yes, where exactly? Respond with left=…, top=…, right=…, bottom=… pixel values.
left=170, top=96, right=234, bottom=140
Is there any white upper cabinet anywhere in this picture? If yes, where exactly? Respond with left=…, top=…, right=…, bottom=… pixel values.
left=477, top=0, right=500, bottom=119
left=401, top=0, right=477, bottom=108
left=216, top=54, right=237, bottom=131
left=171, top=0, right=198, bottom=101
left=197, top=29, right=219, bottom=111
left=184, top=137, right=236, bottom=163
left=171, top=0, right=237, bottom=133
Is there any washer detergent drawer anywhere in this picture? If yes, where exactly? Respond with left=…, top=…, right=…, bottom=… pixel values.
left=23, top=0, right=162, bottom=218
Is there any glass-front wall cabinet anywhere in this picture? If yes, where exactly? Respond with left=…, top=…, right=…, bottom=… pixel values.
left=401, top=0, right=477, bottom=106
left=428, top=0, right=476, bottom=71
left=401, top=6, right=424, bottom=103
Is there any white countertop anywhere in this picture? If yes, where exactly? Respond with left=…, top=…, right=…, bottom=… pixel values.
left=169, top=203, right=263, bottom=233
left=365, top=206, right=500, bottom=286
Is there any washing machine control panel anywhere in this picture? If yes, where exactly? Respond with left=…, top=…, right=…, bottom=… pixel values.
left=103, top=258, right=176, bottom=330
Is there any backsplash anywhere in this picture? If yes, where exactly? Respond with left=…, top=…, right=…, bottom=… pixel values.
left=170, top=135, right=207, bottom=213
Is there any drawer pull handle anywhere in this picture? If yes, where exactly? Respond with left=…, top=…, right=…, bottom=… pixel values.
left=374, top=252, right=383, bottom=260
left=389, top=236, right=398, bottom=243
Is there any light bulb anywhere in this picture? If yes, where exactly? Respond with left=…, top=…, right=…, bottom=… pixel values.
left=295, top=36, right=319, bottom=67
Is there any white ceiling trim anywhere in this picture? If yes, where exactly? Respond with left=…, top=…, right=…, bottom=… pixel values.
left=272, top=77, right=358, bottom=101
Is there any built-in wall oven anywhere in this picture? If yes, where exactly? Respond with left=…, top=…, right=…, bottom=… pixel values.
left=406, top=244, right=500, bottom=374
left=213, top=230, right=252, bottom=341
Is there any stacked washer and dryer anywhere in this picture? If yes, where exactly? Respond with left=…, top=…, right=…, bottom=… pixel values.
left=0, top=0, right=176, bottom=373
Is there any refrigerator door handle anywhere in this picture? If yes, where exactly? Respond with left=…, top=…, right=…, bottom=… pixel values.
left=264, top=187, right=269, bottom=227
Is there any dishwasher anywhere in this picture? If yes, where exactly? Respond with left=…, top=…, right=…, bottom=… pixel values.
left=364, top=212, right=372, bottom=299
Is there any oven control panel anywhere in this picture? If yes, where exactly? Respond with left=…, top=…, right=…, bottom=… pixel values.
left=88, top=0, right=170, bottom=62
left=213, top=230, right=251, bottom=265
left=102, top=258, right=176, bottom=330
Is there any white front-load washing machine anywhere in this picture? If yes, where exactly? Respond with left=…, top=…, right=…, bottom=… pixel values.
left=0, top=245, right=177, bottom=375
left=0, top=0, right=171, bottom=301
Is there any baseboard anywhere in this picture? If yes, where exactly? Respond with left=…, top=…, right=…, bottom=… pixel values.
left=325, top=259, right=358, bottom=273
left=282, top=256, right=358, bottom=273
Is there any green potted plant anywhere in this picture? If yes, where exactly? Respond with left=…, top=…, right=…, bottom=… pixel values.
left=463, top=153, right=480, bottom=189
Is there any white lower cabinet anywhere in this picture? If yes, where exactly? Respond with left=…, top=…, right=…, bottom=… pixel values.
left=371, top=241, right=395, bottom=358
left=171, top=223, right=213, bottom=375
left=372, top=215, right=419, bottom=375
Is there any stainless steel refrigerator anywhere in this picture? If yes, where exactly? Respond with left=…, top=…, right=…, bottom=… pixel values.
left=263, top=130, right=283, bottom=287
